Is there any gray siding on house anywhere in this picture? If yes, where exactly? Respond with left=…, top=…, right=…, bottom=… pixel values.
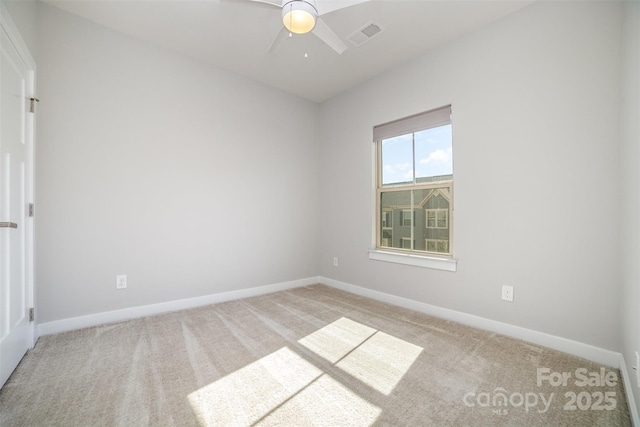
left=380, top=180, right=452, bottom=253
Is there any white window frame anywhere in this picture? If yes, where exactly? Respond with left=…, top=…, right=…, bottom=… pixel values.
left=369, top=105, right=457, bottom=272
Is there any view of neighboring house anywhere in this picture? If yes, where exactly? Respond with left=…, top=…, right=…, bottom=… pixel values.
left=380, top=176, right=452, bottom=254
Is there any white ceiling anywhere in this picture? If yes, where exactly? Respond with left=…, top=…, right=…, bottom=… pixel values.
left=43, top=0, right=534, bottom=103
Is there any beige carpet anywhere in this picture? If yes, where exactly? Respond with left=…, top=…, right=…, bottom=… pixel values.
left=0, top=284, right=632, bottom=426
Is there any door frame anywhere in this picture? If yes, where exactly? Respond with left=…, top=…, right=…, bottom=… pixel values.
left=1, top=2, right=37, bottom=348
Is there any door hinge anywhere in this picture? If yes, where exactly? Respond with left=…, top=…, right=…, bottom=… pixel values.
left=29, top=308, right=34, bottom=322
left=28, top=203, right=34, bottom=217
left=29, top=97, right=39, bottom=113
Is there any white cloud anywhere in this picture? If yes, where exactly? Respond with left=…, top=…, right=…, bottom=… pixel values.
left=383, top=162, right=411, bottom=175
left=396, top=162, right=411, bottom=171
left=383, top=162, right=415, bottom=184
left=419, top=147, right=452, bottom=166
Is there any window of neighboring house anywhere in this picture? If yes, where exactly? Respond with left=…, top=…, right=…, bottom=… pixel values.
left=401, top=210, right=413, bottom=227
left=381, top=210, right=393, bottom=229
left=426, top=239, right=449, bottom=253
left=426, top=209, right=448, bottom=229
left=373, top=105, right=453, bottom=259
left=381, top=208, right=393, bottom=247
left=401, top=238, right=414, bottom=249
left=381, top=233, right=392, bottom=247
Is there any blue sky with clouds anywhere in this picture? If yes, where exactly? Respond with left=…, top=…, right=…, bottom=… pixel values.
left=381, top=124, right=452, bottom=185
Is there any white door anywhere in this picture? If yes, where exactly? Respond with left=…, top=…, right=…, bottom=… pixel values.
left=0, top=12, right=35, bottom=389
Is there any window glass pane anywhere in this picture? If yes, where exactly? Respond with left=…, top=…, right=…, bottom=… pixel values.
left=380, top=188, right=453, bottom=253
left=426, top=240, right=449, bottom=253
left=437, top=210, right=447, bottom=228
left=422, top=187, right=451, bottom=254
left=427, top=210, right=436, bottom=228
left=415, top=124, right=452, bottom=183
left=380, top=187, right=451, bottom=254
left=381, top=232, right=392, bottom=247
left=381, top=134, right=413, bottom=186
left=401, top=210, right=412, bottom=227
left=380, top=190, right=412, bottom=250
left=381, top=210, right=392, bottom=229
left=410, top=188, right=428, bottom=252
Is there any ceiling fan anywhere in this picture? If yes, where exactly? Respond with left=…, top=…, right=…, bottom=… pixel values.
left=240, top=0, right=369, bottom=54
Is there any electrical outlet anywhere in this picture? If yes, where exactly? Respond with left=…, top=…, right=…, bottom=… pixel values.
left=333, top=257, right=339, bottom=267
left=116, top=274, right=127, bottom=290
left=501, top=285, right=514, bottom=302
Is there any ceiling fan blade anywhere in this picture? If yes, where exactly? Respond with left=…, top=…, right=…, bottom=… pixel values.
left=312, top=17, right=347, bottom=54
left=222, top=0, right=281, bottom=8
left=268, top=27, right=289, bottom=54
left=249, top=0, right=281, bottom=7
left=315, top=0, right=369, bottom=16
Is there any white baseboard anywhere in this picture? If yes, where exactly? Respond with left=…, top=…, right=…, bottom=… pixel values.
left=319, top=276, right=622, bottom=368
left=37, top=276, right=320, bottom=336
left=40, top=275, right=622, bottom=368
left=619, top=353, right=640, bottom=426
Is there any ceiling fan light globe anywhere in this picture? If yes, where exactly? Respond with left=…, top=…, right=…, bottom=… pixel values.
left=282, top=1, right=317, bottom=34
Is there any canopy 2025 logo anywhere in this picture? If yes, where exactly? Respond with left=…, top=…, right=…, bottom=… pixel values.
left=463, top=367, right=618, bottom=416
left=537, top=367, right=618, bottom=411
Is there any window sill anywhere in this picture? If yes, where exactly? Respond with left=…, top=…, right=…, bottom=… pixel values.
left=368, top=249, right=457, bottom=272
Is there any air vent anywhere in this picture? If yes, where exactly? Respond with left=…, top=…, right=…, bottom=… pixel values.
left=347, top=22, right=384, bottom=47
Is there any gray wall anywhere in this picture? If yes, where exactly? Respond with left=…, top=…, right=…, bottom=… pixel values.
left=33, top=3, right=320, bottom=322
left=2, top=0, right=38, bottom=60
left=318, top=1, right=623, bottom=351
left=620, top=0, right=640, bottom=413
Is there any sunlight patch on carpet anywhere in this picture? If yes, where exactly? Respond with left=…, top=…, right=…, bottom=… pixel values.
left=298, top=317, right=376, bottom=363
left=258, top=374, right=381, bottom=426
left=188, top=347, right=321, bottom=426
left=188, top=317, right=420, bottom=425
left=299, top=318, right=423, bottom=395
left=336, top=331, right=423, bottom=395
left=187, top=346, right=381, bottom=426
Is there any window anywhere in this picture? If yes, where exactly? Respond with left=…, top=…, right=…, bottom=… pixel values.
left=374, top=105, right=453, bottom=258
left=426, top=239, right=449, bottom=253
left=426, top=209, right=448, bottom=229
left=401, top=210, right=413, bottom=227
left=401, top=238, right=414, bottom=249
left=381, top=233, right=392, bottom=247
left=381, top=210, right=393, bottom=229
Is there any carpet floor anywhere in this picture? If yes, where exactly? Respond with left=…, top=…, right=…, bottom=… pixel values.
left=0, top=284, right=632, bottom=426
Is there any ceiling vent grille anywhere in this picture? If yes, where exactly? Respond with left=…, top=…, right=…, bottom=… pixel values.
left=347, top=22, right=384, bottom=47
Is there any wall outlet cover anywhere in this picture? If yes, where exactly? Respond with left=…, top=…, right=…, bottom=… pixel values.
left=501, top=285, right=514, bottom=302
left=116, top=274, right=127, bottom=290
